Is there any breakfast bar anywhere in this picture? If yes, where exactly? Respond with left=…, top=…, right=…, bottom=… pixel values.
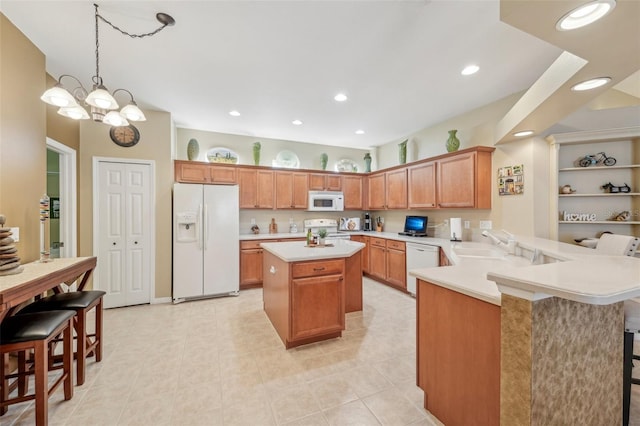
left=411, top=237, right=640, bottom=426
left=261, top=240, right=364, bottom=349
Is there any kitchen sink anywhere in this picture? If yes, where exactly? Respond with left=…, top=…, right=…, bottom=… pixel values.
left=452, top=244, right=506, bottom=259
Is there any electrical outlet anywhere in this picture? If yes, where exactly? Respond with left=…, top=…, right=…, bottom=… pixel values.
left=443, top=219, right=449, bottom=226
left=10, top=227, right=19, bottom=242
left=480, top=220, right=492, bottom=230
left=464, top=221, right=470, bottom=229
left=250, top=218, right=256, bottom=225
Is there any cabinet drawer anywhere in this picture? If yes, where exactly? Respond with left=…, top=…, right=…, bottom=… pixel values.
left=240, top=239, right=276, bottom=250
left=386, top=240, right=405, bottom=251
left=370, top=237, right=386, bottom=248
left=292, top=259, right=344, bottom=279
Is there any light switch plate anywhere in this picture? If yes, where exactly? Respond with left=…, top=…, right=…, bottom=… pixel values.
left=464, top=221, right=470, bottom=229
left=10, top=227, right=19, bottom=242
left=480, top=221, right=492, bottom=230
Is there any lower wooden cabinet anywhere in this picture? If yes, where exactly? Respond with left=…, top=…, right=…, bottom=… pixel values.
left=417, top=279, right=500, bottom=425
left=239, top=238, right=305, bottom=288
left=367, top=237, right=406, bottom=290
left=349, top=235, right=369, bottom=274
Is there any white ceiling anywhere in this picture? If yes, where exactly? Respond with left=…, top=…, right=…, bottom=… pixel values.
left=0, top=1, right=635, bottom=149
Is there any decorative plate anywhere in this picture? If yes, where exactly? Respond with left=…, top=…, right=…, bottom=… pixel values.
left=273, top=150, right=300, bottom=168
left=335, top=158, right=358, bottom=172
left=207, top=147, right=239, bottom=164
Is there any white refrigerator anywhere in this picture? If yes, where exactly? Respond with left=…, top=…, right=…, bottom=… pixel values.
left=173, top=183, right=239, bottom=302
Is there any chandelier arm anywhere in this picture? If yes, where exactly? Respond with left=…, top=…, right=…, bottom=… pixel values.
left=112, top=88, right=135, bottom=102
left=58, top=74, right=88, bottom=91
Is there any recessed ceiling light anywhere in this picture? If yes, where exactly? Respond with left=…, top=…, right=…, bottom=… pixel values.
left=292, top=120, right=303, bottom=126
left=334, top=93, right=348, bottom=102
left=513, top=130, right=534, bottom=137
left=556, top=0, right=616, bottom=31
left=355, top=129, right=365, bottom=135
left=461, top=64, right=479, bottom=76
left=571, top=77, right=612, bottom=91
left=229, top=110, right=241, bottom=117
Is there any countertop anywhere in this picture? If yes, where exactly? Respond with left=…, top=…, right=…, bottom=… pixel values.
left=243, top=231, right=640, bottom=306
left=261, top=239, right=365, bottom=262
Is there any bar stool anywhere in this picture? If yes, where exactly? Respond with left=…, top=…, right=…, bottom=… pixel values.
left=19, top=290, right=106, bottom=386
left=1, top=310, right=75, bottom=425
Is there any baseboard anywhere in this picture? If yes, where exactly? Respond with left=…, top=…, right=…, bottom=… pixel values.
left=151, top=297, right=171, bottom=304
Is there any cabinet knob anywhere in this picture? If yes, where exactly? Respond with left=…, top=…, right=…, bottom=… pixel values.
left=112, top=242, right=116, bottom=246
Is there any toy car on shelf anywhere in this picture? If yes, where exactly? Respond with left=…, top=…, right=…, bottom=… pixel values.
left=601, top=182, right=631, bottom=193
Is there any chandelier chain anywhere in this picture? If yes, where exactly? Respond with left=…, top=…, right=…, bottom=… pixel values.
left=96, top=11, right=172, bottom=39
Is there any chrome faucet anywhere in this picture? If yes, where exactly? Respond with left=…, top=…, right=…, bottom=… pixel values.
left=482, top=230, right=517, bottom=254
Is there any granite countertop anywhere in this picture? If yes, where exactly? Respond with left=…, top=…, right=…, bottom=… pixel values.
left=261, top=240, right=365, bottom=262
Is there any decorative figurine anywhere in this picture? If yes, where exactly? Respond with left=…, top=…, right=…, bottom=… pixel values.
left=601, top=182, right=631, bottom=193
left=577, top=152, right=616, bottom=167
left=560, top=185, right=576, bottom=194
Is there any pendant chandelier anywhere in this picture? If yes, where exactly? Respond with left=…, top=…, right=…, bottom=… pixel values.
left=41, top=3, right=175, bottom=126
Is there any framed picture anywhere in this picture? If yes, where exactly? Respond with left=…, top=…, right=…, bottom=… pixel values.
left=51, top=197, right=60, bottom=219
left=498, top=164, right=524, bottom=196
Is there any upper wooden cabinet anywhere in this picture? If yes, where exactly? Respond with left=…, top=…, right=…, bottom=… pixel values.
left=342, top=175, right=364, bottom=210
left=275, top=171, right=308, bottom=209
left=367, top=169, right=407, bottom=209
left=408, top=161, right=437, bottom=209
left=237, top=168, right=274, bottom=209
left=437, top=148, right=492, bottom=209
left=308, top=173, right=342, bottom=191
left=175, top=160, right=236, bottom=184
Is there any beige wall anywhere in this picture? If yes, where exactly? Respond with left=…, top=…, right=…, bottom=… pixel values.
left=176, top=129, right=369, bottom=172
left=0, top=14, right=47, bottom=263
left=79, top=110, right=173, bottom=299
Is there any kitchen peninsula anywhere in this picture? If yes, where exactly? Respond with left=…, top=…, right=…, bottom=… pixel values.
left=261, top=239, right=364, bottom=349
left=411, top=236, right=640, bottom=426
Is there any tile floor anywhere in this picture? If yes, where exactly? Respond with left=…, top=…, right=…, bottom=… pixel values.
left=3, top=277, right=640, bottom=425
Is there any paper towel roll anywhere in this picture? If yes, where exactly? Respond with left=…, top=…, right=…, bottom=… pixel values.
left=450, top=218, right=462, bottom=241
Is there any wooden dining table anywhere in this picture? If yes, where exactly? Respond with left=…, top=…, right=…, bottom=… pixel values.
left=0, top=257, right=97, bottom=322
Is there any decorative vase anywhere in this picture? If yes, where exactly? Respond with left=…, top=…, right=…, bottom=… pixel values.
left=187, top=138, right=199, bottom=161
left=364, top=153, right=372, bottom=172
left=398, top=140, right=407, bottom=164
left=320, top=153, right=328, bottom=170
left=446, top=130, right=460, bottom=152
left=252, top=142, right=261, bottom=166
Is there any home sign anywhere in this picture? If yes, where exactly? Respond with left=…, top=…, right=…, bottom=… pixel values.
left=561, top=211, right=596, bottom=222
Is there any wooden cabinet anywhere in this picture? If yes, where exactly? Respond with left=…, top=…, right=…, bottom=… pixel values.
left=367, top=173, right=386, bottom=210
left=436, top=148, right=493, bottom=209
left=366, top=170, right=407, bottom=209
left=367, top=237, right=406, bottom=290
left=174, top=160, right=236, bottom=184
left=275, top=171, right=308, bottom=209
left=263, top=252, right=346, bottom=348
left=417, top=279, right=500, bottom=425
left=385, top=169, right=408, bottom=209
left=408, top=161, right=437, bottom=208
left=385, top=240, right=406, bottom=289
left=342, top=175, right=364, bottom=210
left=350, top=235, right=369, bottom=273
left=368, top=237, right=386, bottom=280
left=238, top=168, right=274, bottom=209
left=239, top=240, right=276, bottom=288
left=308, top=173, right=342, bottom=191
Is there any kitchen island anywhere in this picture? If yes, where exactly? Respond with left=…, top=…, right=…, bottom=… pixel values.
left=261, top=239, right=364, bottom=349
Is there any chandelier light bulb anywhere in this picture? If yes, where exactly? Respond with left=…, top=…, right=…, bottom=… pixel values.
left=41, top=86, right=77, bottom=107
left=57, top=105, right=90, bottom=120
left=102, top=111, right=129, bottom=127
left=120, top=103, right=146, bottom=121
left=86, top=87, right=119, bottom=110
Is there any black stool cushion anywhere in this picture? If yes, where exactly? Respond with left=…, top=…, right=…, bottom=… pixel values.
left=19, top=291, right=106, bottom=312
left=0, top=310, right=75, bottom=344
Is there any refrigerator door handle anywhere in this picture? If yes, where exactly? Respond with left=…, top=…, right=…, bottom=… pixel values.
left=203, top=203, right=208, bottom=250
left=198, top=203, right=203, bottom=250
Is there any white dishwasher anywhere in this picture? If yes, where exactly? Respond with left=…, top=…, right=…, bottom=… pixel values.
left=406, top=242, right=440, bottom=296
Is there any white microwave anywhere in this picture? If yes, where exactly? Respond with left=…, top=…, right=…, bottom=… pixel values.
left=308, top=191, right=344, bottom=211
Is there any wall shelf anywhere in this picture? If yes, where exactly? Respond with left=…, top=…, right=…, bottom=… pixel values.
left=547, top=127, right=640, bottom=244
